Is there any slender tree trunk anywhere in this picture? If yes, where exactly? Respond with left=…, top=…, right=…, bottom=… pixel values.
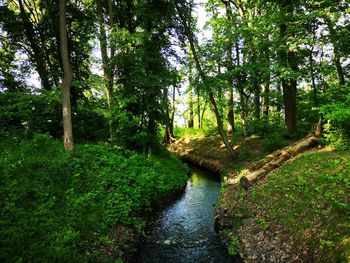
left=276, top=81, right=282, bottom=113
left=261, top=49, right=270, bottom=117
left=176, top=4, right=235, bottom=158
left=188, top=86, right=194, bottom=128
left=325, top=17, right=345, bottom=86
left=279, top=0, right=297, bottom=134
left=261, top=82, right=270, bottom=117
left=196, top=87, right=201, bottom=128
left=108, top=0, right=116, bottom=78
left=97, top=0, right=114, bottom=139
left=253, top=80, right=260, bottom=120
left=240, top=92, right=248, bottom=136
left=201, top=102, right=207, bottom=128
left=97, top=0, right=113, bottom=107
left=223, top=0, right=234, bottom=134
left=19, top=0, right=51, bottom=90
left=165, top=86, right=176, bottom=143
left=309, top=50, right=318, bottom=107
left=227, top=88, right=234, bottom=133
left=59, top=0, right=74, bottom=151
left=251, top=51, right=260, bottom=120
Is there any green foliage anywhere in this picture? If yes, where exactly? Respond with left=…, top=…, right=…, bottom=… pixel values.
left=320, top=91, right=350, bottom=150
left=0, top=91, right=108, bottom=142
left=228, top=234, right=239, bottom=256
left=0, top=135, right=188, bottom=262
left=173, top=127, right=217, bottom=137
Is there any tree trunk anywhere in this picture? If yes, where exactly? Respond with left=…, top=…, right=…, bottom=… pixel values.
left=279, top=0, right=297, bottom=134
left=196, top=87, right=201, bottom=128
left=240, top=91, right=248, bottom=136
left=282, top=79, right=297, bottom=134
left=261, top=49, right=270, bottom=117
left=325, top=17, right=345, bottom=86
left=261, top=82, right=269, bottom=117
left=19, top=0, right=51, bottom=90
left=230, top=135, right=319, bottom=188
left=309, top=49, right=318, bottom=107
left=188, top=81, right=194, bottom=128
left=276, top=81, right=282, bottom=113
left=251, top=51, right=260, bottom=120
left=59, top=0, right=74, bottom=151
left=108, top=0, right=116, bottom=78
left=96, top=0, right=114, bottom=139
left=175, top=4, right=235, bottom=158
left=164, top=86, right=176, bottom=143
left=253, top=80, right=260, bottom=120
left=227, top=88, right=234, bottom=133
left=223, top=1, right=235, bottom=134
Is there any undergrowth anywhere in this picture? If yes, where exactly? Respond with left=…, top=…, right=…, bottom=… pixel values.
left=0, top=134, right=188, bottom=262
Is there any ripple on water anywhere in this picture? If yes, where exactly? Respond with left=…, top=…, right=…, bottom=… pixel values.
left=132, top=167, right=241, bottom=263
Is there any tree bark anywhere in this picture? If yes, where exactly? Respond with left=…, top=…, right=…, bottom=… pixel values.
left=261, top=49, right=270, bottom=117
left=230, top=135, right=319, bottom=188
left=97, top=0, right=113, bottom=108
left=19, top=0, right=52, bottom=90
left=196, top=87, right=201, bottom=128
left=325, top=17, right=346, bottom=86
left=223, top=0, right=235, bottom=134
left=188, top=68, right=194, bottom=128
left=164, top=86, right=176, bottom=143
left=59, top=0, right=74, bottom=151
left=261, top=82, right=270, bottom=117
left=279, top=0, right=297, bottom=134
left=227, top=88, right=234, bottom=133
left=175, top=4, right=235, bottom=158
left=97, top=0, right=114, bottom=139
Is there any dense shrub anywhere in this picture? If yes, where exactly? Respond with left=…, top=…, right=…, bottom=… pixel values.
left=320, top=92, right=350, bottom=150
left=0, top=134, right=188, bottom=262
left=0, top=92, right=108, bottom=142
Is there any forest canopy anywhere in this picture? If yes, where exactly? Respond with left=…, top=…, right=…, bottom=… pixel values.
left=0, top=0, right=349, bottom=151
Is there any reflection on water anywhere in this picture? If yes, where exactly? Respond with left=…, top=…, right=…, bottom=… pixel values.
left=133, top=167, right=240, bottom=263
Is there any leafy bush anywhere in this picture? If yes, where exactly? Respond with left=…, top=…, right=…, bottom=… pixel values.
left=320, top=96, right=350, bottom=150
left=173, top=126, right=217, bottom=137
left=0, top=134, right=188, bottom=262
left=0, top=91, right=109, bottom=142
left=228, top=234, right=239, bottom=256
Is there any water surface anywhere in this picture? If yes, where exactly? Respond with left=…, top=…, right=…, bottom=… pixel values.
left=133, top=167, right=238, bottom=263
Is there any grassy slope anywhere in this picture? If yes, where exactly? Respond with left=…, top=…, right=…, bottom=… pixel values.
left=169, top=133, right=271, bottom=172
left=221, top=149, right=350, bottom=262
left=0, top=135, right=188, bottom=262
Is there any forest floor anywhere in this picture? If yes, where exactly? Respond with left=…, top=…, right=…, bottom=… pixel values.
left=169, top=134, right=350, bottom=263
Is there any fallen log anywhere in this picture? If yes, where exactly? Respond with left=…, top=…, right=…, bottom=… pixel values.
left=239, top=135, right=319, bottom=189
left=174, top=152, right=224, bottom=174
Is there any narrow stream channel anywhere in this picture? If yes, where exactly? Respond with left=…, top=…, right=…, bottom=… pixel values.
left=133, top=167, right=241, bottom=263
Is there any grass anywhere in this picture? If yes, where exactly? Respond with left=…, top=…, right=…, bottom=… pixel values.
left=229, top=149, right=350, bottom=262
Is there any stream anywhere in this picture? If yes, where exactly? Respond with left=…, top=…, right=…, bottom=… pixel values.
left=132, top=167, right=241, bottom=263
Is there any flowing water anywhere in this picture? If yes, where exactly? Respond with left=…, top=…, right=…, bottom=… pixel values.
left=133, top=167, right=241, bottom=263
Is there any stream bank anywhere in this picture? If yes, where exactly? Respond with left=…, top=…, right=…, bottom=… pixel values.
left=132, top=166, right=241, bottom=263
left=170, top=135, right=350, bottom=262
